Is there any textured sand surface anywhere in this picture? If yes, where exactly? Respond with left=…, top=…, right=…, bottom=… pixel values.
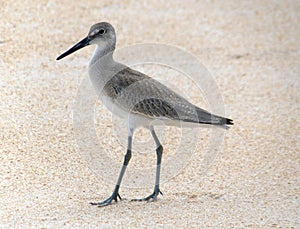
left=1, top=0, right=299, bottom=228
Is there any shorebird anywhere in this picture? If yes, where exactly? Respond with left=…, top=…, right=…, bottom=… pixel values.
left=57, top=22, right=233, bottom=207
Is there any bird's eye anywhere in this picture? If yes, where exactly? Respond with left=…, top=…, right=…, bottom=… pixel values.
left=98, top=28, right=105, bottom=35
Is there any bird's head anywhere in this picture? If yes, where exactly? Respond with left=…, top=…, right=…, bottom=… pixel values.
left=56, top=22, right=116, bottom=60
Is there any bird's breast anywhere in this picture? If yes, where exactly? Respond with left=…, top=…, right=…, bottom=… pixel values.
left=100, top=95, right=128, bottom=119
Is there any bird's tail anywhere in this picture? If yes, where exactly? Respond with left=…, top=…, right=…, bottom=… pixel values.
left=204, top=115, right=233, bottom=129
left=183, top=107, right=234, bottom=128
left=216, top=116, right=234, bottom=126
left=199, top=108, right=234, bottom=128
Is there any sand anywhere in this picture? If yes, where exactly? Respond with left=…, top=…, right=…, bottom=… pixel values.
left=1, top=0, right=299, bottom=228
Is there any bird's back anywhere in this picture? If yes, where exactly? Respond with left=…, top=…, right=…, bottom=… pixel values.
left=101, top=67, right=233, bottom=127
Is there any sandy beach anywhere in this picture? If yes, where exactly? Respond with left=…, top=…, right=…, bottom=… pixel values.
left=1, top=0, right=299, bottom=227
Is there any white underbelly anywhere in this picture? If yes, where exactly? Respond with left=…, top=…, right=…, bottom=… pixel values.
left=100, top=95, right=157, bottom=129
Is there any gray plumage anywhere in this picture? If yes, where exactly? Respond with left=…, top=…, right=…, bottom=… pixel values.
left=103, top=67, right=232, bottom=126
left=56, top=22, right=233, bottom=207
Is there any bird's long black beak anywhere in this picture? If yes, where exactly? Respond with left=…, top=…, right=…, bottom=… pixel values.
left=56, top=37, right=90, bottom=60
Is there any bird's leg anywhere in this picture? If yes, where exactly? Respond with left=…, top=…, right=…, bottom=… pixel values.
left=132, top=127, right=163, bottom=202
left=90, top=130, right=133, bottom=207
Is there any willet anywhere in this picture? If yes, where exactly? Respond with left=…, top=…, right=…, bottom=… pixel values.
left=57, top=22, right=233, bottom=207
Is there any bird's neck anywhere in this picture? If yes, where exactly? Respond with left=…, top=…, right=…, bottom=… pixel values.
left=89, top=44, right=125, bottom=94
left=89, top=45, right=115, bottom=67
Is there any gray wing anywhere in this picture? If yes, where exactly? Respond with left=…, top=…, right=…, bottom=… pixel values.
left=104, top=67, right=233, bottom=126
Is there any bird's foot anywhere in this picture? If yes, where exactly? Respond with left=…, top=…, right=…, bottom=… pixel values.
left=132, top=187, right=163, bottom=202
left=90, top=193, right=122, bottom=207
